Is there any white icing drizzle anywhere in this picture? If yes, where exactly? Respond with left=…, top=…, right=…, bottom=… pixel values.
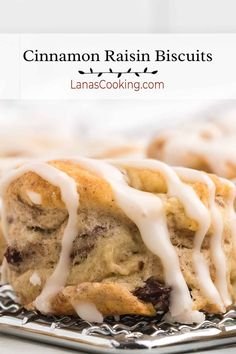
left=70, top=158, right=197, bottom=320
left=0, top=258, right=9, bottom=285
left=175, top=167, right=231, bottom=308
left=27, top=190, right=42, bottom=205
left=73, top=302, right=103, bottom=323
left=1, top=162, right=79, bottom=312
left=110, top=160, right=224, bottom=310
left=164, top=309, right=205, bottom=324
left=217, top=177, right=236, bottom=264
left=29, top=272, right=41, bottom=286
left=157, top=122, right=236, bottom=178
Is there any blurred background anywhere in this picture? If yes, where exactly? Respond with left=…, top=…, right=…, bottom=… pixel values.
left=0, top=99, right=235, bottom=160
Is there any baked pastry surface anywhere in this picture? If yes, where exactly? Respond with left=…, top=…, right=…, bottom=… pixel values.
left=0, top=225, right=6, bottom=263
left=1, top=158, right=236, bottom=323
left=147, top=121, right=236, bottom=179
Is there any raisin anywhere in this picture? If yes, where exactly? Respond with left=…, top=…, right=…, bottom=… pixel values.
left=133, top=277, right=171, bottom=312
left=5, top=247, right=22, bottom=265
left=70, top=244, right=94, bottom=260
left=6, top=216, right=13, bottom=224
left=138, top=261, right=144, bottom=270
left=71, top=224, right=108, bottom=262
left=92, top=225, right=107, bottom=234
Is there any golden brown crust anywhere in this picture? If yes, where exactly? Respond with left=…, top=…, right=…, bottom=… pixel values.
left=146, top=136, right=168, bottom=162
left=62, top=283, right=155, bottom=316
left=146, top=127, right=236, bottom=180
left=26, top=282, right=155, bottom=316
left=147, top=135, right=215, bottom=174
left=8, top=160, right=231, bottom=213
left=0, top=225, right=6, bottom=263
left=10, top=160, right=123, bottom=217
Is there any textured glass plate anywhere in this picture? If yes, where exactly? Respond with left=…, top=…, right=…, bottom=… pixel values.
left=1, top=284, right=236, bottom=353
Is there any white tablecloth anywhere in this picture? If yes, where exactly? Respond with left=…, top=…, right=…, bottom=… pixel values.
left=0, top=334, right=75, bottom=354
left=1, top=334, right=236, bottom=354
